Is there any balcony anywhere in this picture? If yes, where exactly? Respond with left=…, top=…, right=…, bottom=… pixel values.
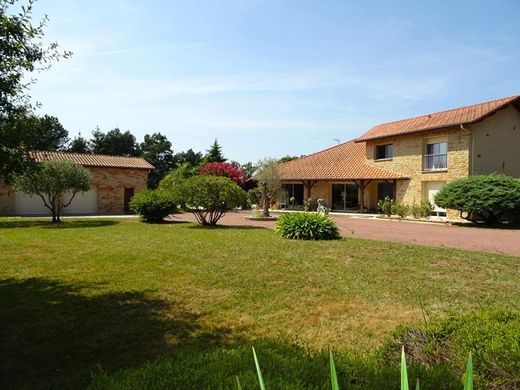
left=423, top=153, right=447, bottom=171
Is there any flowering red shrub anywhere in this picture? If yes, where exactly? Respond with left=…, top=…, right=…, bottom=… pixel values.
left=198, top=162, right=246, bottom=186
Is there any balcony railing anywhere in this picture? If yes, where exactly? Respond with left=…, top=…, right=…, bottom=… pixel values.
left=423, top=153, right=447, bottom=171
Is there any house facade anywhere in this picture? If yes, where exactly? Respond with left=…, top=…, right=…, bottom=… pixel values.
left=278, top=95, right=520, bottom=219
left=0, top=151, right=154, bottom=216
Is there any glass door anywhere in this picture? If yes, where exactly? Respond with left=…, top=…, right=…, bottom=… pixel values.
left=331, top=183, right=358, bottom=211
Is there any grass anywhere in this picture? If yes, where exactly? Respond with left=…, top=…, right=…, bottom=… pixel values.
left=0, top=217, right=518, bottom=389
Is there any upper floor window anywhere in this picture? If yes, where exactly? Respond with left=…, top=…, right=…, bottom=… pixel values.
left=375, top=144, right=393, bottom=160
left=424, top=141, right=447, bottom=171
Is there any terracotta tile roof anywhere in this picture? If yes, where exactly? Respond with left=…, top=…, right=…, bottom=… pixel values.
left=32, top=151, right=154, bottom=170
left=278, top=140, right=407, bottom=181
left=356, top=95, right=520, bottom=142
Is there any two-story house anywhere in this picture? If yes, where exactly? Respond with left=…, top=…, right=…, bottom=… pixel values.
left=277, top=94, right=520, bottom=219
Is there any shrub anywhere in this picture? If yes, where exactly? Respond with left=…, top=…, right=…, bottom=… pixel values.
left=377, top=196, right=394, bottom=216
left=275, top=212, right=340, bottom=240
left=434, top=174, right=520, bottom=225
left=304, top=197, right=318, bottom=212
left=198, top=162, right=246, bottom=186
left=392, top=202, right=409, bottom=218
left=380, top=309, right=520, bottom=389
left=129, top=189, right=177, bottom=223
left=177, top=175, right=247, bottom=226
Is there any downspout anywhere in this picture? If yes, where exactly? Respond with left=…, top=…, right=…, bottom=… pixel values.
left=460, top=124, right=473, bottom=175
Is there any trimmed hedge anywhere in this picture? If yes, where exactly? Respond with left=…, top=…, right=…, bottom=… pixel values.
left=129, top=189, right=177, bottom=223
left=275, top=212, right=340, bottom=240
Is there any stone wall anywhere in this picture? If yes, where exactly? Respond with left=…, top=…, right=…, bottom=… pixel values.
left=89, top=167, right=149, bottom=214
left=365, top=127, right=471, bottom=207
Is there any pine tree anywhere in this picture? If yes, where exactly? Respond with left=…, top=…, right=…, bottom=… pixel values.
left=204, top=139, right=226, bottom=163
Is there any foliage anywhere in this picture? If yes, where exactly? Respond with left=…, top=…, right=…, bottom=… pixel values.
left=199, top=162, right=246, bottom=186
left=204, top=139, right=226, bottom=163
left=254, top=158, right=282, bottom=217
left=232, top=160, right=257, bottom=179
left=129, top=189, right=177, bottom=223
left=392, top=202, right=410, bottom=218
left=278, top=155, right=299, bottom=164
left=275, top=212, right=340, bottom=240
left=158, top=163, right=195, bottom=193
left=68, top=133, right=90, bottom=153
left=12, top=114, right=69, bottom=151
left=173, top=148, right=203, bottom=167
left=411, top=202, right=432, bottom=219
left=377, top=196, right=394, bottom=216
left=177, top=175, right=247, bottom=225
left=434, top=175, right=520, bottom=225
left=304, top=197, right=318, bottom=212
left=12, top=160, right=91, bottom=222
left=90, top=127, right=139, bottom=156
left=140, top=133, right=175, bottom=188
left=380, top=309, right=520, bottom=389
left=0, top=0, right=71, bottom=179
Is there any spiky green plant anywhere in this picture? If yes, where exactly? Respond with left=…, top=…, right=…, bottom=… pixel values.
left=463, top=352, right=473, bottom=390
left=235, top=376, right=242, bottom=390
left=329, top=349, right=340, bottom=390
left=252, top=347, right=266, bottom=390
left=401, top=346, right=409, bottom=390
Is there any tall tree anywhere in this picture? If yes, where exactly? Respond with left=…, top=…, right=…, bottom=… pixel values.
left=68, top=133, right=90, bottom=153
left=0, top=0, right=71, bottom=179
left=16, top=114, right=69, bottom=151
left=90, top=127, right=139, bottom=156
left=204, top=139, right=226, bottom=163
left=174, top=148, right=203, bottom=167
left=140, top=132, right=175, bottom=188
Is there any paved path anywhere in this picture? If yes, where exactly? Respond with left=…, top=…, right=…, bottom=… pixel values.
left=171, top=212, right=520, bottom=256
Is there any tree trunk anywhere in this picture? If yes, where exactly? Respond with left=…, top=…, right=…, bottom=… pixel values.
left=262, top=195, right=270, bottom=217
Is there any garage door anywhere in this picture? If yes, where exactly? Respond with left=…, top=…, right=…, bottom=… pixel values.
left=15, top=192, right=50, bottom=215
left=424, top=181, right=446, bottom=212
left=63, top=188, right=98, bottom=215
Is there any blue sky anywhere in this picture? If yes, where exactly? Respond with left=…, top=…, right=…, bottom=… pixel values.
left=30, top=0, right=519, bottom=163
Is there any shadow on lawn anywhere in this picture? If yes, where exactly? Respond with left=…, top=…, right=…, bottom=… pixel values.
left=188, top=224, right=269, bottom=230
left=0, top=219, right=119, bottom=229
left=0, top=278, right=233, bottom=390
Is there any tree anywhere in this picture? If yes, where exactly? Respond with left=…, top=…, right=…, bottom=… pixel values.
left=140, top=132, right=174, bottom=188
left=278, top=155, right=299, bottom=164
left=198, top=162, right=246, bottom=186
left=159, top=162, right=196, bottom=192
left=17, top=114, right=69, bottom=151
left=13, top=160, right=91, bottom=222
left=68, top=133, right=90, bottom=153
left=254, top=158, right=282, bottom=217
left=204, top=139, right=226, bottom=163
left=177, top=175, right=246, bottom=226
left=0, top=0, right=71, bottom=179
left=434, top=174, right=520, bottom=225
left=90, top=127, right=138, bottom=156
left=173, top=148, right=203, bottom=167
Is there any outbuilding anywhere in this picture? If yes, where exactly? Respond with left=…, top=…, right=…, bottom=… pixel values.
left=0, top=151, right=154, bottom=216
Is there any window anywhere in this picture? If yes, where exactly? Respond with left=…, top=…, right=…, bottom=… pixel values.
left=375, top=144, right=393, bottom=160
left=281, top=183, right=304, bottom=209
left=423, top=141, right=447, bottom=171
left=377, top=182, right=395, bottom=202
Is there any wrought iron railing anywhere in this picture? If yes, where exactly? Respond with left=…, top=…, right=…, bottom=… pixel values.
left=423, top=153, right=447, bottom=171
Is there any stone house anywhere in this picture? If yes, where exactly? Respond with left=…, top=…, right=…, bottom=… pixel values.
left=278, top=94, right=520, bottom=219
left=0, top=151, right=154, bottom=216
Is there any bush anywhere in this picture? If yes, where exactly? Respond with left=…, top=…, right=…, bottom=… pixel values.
left=198, top=162, right=246, bottom=186
left=129, top=189, right=177, bottom=223
left=392, top=202, right=409, bottom=218
left=411, top=202, right=433, bottom=219
left=434, top=174, right=520, bottom=225
left=380, top=309, right=520, bottom=389
left=177, top=175, right=247, bottom=226
left=377, top=196, right=393, bottom=216
left=275, top=212, right=340, bottom=240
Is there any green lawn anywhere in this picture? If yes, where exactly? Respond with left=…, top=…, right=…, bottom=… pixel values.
left=0, top=217, right=518, bottom=389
